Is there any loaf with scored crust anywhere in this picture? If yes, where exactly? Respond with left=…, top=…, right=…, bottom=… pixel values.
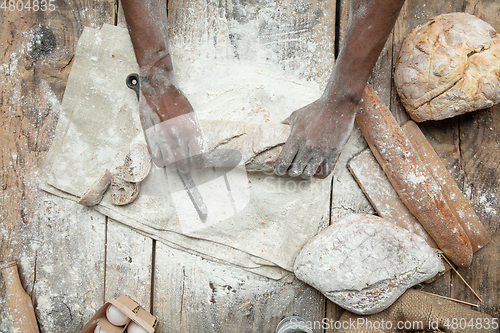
left=395, top=13, right=500, bottom=122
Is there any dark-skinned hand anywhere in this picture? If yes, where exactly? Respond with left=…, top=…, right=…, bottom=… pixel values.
left=138, top=66, right=206, bottom=173
left=274, top=94, right=357, bottom=179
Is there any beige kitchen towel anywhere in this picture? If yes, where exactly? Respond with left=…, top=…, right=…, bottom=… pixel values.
left=41, top=24, right=332, bottom=279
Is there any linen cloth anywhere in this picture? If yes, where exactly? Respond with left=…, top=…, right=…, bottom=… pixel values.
left=41, top=24, right=331, bottom=279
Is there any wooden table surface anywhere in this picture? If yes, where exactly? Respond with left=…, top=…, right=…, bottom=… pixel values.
left=1, top=0, right=499, bottom=332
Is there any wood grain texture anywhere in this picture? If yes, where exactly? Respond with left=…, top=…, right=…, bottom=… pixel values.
left=390, top=0, right=499, bottom=316
left=30, top=196, right=106, bottom=332
left=104, top=219, right=153, bottom=311
left=153, top=242, right=325, bottom=333
left=334, top=0, right=500, bottom=318
left=167, top=0, right=336, bottom=86
left=327, top=0, right=387, bottom=328
left=461, top=0, right=500, bottom=315
left=0, top=1, right=115, bottom=331
left=457, top=107, right=500, bottom=315
left=165, top=2, right=336, bottom=331
left=2, top=0, right=499, bottom=330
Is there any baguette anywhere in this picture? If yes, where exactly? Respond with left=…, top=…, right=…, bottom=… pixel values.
left=356, top=84, right=473, bottom=267
left=401, top=121, right=491, bottom=251
left=348, top=149, right=438, bottom=248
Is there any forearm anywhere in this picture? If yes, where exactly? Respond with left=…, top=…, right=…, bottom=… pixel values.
left=121, top=0, right=173, bottom=74
left=122, top=0, right=192, bottom=122
left=324, top=0, right=405, bottom=105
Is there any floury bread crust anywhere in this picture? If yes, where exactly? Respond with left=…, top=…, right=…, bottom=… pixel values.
left=395, top=13, right=500, bottom=122
left=78, top=169, right=112, bottom=206
left=293, top=214, right=442, bottom=315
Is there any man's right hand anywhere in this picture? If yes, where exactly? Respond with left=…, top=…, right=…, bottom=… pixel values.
left=138, top=66, right=206, bottom=173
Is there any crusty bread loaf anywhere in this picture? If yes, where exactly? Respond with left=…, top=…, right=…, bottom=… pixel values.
left=356, top=85, right=473, bottom=267
left=395, top=13, right=500, bottom=122
left=401, top=121, right=491, bottom=252
left=201, top=121, right=290, bottom=172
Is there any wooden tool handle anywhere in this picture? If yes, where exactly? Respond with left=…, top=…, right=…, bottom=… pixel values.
left=356, top=84, right=473, bottom=267
left=1, top=261, right=39, bottom=333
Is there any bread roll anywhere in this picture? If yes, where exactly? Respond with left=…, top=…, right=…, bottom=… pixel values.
left=395, top=13, right=500, bottom=122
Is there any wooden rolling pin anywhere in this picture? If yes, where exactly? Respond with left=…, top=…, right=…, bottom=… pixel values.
left=356, top=84, right=473, bottom=267
left=1, top=261, right=39, bottom=333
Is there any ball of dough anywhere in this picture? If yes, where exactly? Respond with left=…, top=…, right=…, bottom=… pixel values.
left=395, top=13, right=500, bottom=122
left=293, top=214, right=442, bottom=315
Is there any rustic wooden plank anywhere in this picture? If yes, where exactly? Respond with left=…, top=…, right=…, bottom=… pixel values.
left=329, top=0, right=375, bottom=237
left=389, top=0, right=500, bottom=315
left=332, top=0, right=500, bottom=321
left=168, top=0, right=336, bottom=86
left=458, top=0, right=500, bottom=315
left=104, top=1, right=154, bottom=312
left=330, top=0, right=392, bottom=224
left=456, top=107, right=500, bottom=315
left=0, top=1, right=116, bottom=330
left=30, top=196, right=107, bottom=331
left=465, top=0, right=500, bottom=30
left=163, top=1, right=334, bottom=331
left=104, top=219, right=153, bottom=311
left=456, top=106, right=500, bottom=315
left=338, top=0, right=350, bottom=47
left=153, top=241, right=325, bottom=333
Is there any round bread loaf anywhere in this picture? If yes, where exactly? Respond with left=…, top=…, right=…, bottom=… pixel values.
left=395, top=13, right=500, bottom=122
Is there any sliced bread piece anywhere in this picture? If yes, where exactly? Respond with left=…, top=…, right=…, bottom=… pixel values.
left=110, top=175, right=139, bottom=206
left=78, top=169, right=112, bottom=206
